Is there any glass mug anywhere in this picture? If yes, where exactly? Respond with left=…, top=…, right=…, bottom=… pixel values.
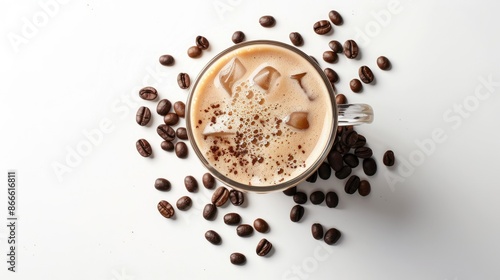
left=186, top=40, right=373, bottom=193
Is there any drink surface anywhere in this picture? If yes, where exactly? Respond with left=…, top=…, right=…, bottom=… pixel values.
left=190, top=43, right=333, bottom=187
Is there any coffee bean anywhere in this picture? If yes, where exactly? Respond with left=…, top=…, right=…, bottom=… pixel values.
left=363, top=158, right=377, bottom=176
left=283, top=186, right=297, bottom=196
left=377, top=56, right=391, bottom=70
left=175, top=142, right=188, bottom=158
left=345, top=175, right=360, bottom=194
left=342, top=129, right=358, bottom=147
left=289, top=32, right=304, bottom=46
left=230, top=252, right=246, bottom=265
left=311, top=223, right=324, bottom=240
left=310, top=191, right=325, bottom=205
left=159, top=54, right=174, bottom=66
left=173, top=101, right=186, bottom=118
left=253, top=218, right=269, bottom=233
left=290, top=204, right=305, bottom=222
left=229, top=189, right=245, bottom=206
left=160, top=140, right=174, bottom=151
left=236, top=224, right=254, bottom=237
left=328, top=10, right=343, bottom=25
left=256, top=238, right=273, bottom=256
left=328, top=40, right=343, bottom=53
left=354, top=146, right=373, bottom=159
left=352, top=134, right=366, bottom=148
left=156, top=99, right=171, bottom=116
left=318, top=162, right=332, bottom=180
left=212, top=186, right=229, bottom=207
left=313, top=20, right=332, bottom=35
left=164, top=112, right=179, bottom=126
left=306, top=170, right=318, bottom=183
left=176, top=196, right=192, bottom=210
left=343, top=153, right=359, bottom=168
left=136, top=106, right=151, bottom=126
left=359, top=65, right=374, bottom=84
left=293, top=192, right=307, bottom=204
left=205, top=230, right=221, bottom=245
left=177, top=73, right=190, bottom=89
left=184, top=175, right=198, bottom=192
left=325, top=191, right=339, bottom=208
left=383, top=150, right=395, bottom=166
left=336, top=94, right=347, bottom=105
left=259, top=15, right=276, bottom=27
left=154, top=178, right=170, bottom=191
left=176, top=127, right=188, bottom=140
left=187, top=46, right=202, bottom=58
left=343, top=40, right=359, bottom=59
left=202, top=203, right=217, bottom=220
left=335, top=165, right=351, bottom=179
left=324, top=228, right=341, bottom=245
left=350, top=78, right=362, bottom=93
left=324, top=68, right=339, bottom=83
left=157, top=200, right=175, bottom=218
left=136, top=139, right=152, bottom=157
left=195, top=35, right=210, bottom=50
left=139, top=86, right=158, bottom=100
left=327, top=151, right=343, bottom=172
left=202, top=173, right=216, bottom=189
left=335, top=142, right=350, bottom=155
left=358, top=180, right=371, bottom=196
left=157, top=124, right=175, bottom=141
left=232, top=31, right=245, bottom=44
left=224, top=213, right=241, bottom=225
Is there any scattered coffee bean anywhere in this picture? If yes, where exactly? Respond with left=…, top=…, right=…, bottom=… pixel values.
left=311, top=223, right=324, bottom=240
left=327, top=151, right=344, bottom=172
left=323, top=51, right=337, bottom=63
left=343, top=153, right=359, bottom=168
left=358, top=180, right=371, bottom=196
left=230, top=252, right=246, bottom=265
left=324, top=68, right=339, bottom=83
left=154, top=178, right=170, bottom=191
left=343, top=40, right=359, bottom=59
left=328, top=10, right=343, bottom=25
left=313, top=20, right=332, bottom=35
left=293, top=192, right=307, bottom=204
left=290, top=204, right=305, bottom=222
left=232, top=31, right=245, bottom=44
left=310, top=191, right=325, bottom=205
left=253, top=218, right=269, bottom=233
left=236, top=224, right=254, bottom=237
left=335, top=165, right=352, bottom=179
left=289, top=32, right=304, bottom=46
left=159, top=54, right=174, bottom=66
left=157, top=200, right=175, bottom=218
left=175, top=142, right=188, bottom=158
left=350, top=78, right=362, bottom=93
left=176, top=196, right=192, bottom=210
left=345, top=175, right=360, bottom=194
left=318, top=162, right=332, bottom=180
left=324, top=228, right=341, bottom=245
left=195, top=35, right=210, bottom=50
left=202, top=173, right=216, bottom=189
left=328, top=40, right=343, bottom=53
left=306, top=170, right=318, bottom=183
left=335, top=94, right=347, bottom=105
left=229, top=189, right=244, bottom=206
left=363, top=158, right=377, bottom=176
left=156, top=99, right=171, bottom=116
left=202, top=203, right=217, bottom=220
left=354, top=146, right=373, bottom=159
left=259, top=15, right=276, bottom=27
left=212, top=186, right=229, bottom=207
left=205, top=230, right=221, bottom=245
left=177, top=73, right=190, bottom=89
left=283, top=186, right=297, bottom=196
left=157, top=124, right=176, bottom=141
left=377, top=56, right=391, bottom=70
left=187, top=46, right=202, bottom=58
left=136, top=106, right=151, bottom=126
left=224, top=213, right=241, bottom=225
left=342, top=129, right=359, bottom=147
left=139, top=86, right=158, bottom=100
left=325, top=191, right=339, bottom=208
left=136, top=139, right=152, bottom=157
left=383, top=150, right=395, bottom=166
left=173, top=101, right=186, bottom=118
left=335, top=142, right=350, bottom=154
left=163, top=112, right=179, bottom=126
left=359, top=65, right=374, bottom=84
left=256, top=238, right=273, bottom=256
left=176, top=127, right=188, bottom=140
left=352, top=134, right=366, bottom=148
left=184, top=175, right=198, bottom=192
left=160, top=140, right=174, bottom=151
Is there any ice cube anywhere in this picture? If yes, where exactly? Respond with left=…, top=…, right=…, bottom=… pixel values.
left=285, top=112, right=309, bottom=130
left=219, top=58, right=246, bottom=96
left=253, top=66, right=281, bottom=91
left=290, top=72, right=315, bottom=100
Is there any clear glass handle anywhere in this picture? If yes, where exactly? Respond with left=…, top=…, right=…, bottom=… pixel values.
left=337, top=104, right=374, bottom=126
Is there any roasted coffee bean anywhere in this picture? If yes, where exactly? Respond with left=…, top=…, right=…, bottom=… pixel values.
left=195, top=35, right=210, bottom=50
left=256, top=238, right=273, bottom=256
left=350, top=78, right=362, bottom=93
left=283, top=186, right=297, bottom=196
left=363, top=158, right=377, bottom=176
left=336, top=94, right=347, bottom=105
left=289, top=32, right=304, bottom=46
left=328, top=151, right=344, bottom=172
left=290, top=204, right=305, bottom=222
left=343, top=40, right=359, bottom=59
left=205, top=230, right=221, bottom=245
left=136, top=106, right=151, bottom=126
left=318, top=162, right=332, bottom=180
left=352, top=134, right=366, bottom=148
left=377, top=56, right=391, bottom=70
left=232, top=31, right=245, bottom=44
left=335, top=165, right=352, bottom=179
left=359, top=65, right=374, bottom=84
left=310, top=191, right=325, bottom=205
left=229, top=189, right=245, bottom=206
left=173, top=101, right=186, bottom=118
left=230, top=253, right=246, bottom=265
left=224, top=213, right=241, bottom=225
left=159, top=54, right=174, bottom=66
left=259, top=15, right=276, bottom=27
left=154, top=178, right=170, bottom=191
left=139, top=86, right=158, bottom=100
left=358, top=180, right=371, bottom=196
left=187, top=46, right=202, bottom=58
left=253, top=218, right=269, bottom=233
left=328, top=40, right=343, bottom=53
left=177, top=73, right=190, bottom=89
left=335, top=142, right=350, bottom=154
left=175, top=142, right=188, bottom=158
left=176, top=127, right=188, bottom=140
left=176, top=196, right=192, bottom=210
left=157, top=124, right=175, bottom=141
left=236, top=224, right=254, bottom=237
left=345, top=175, right=360, bottom=194
left=324, top=68, right=339, bottom=83
left=136, top=139, right=152, bottom=157
left=311, top=223, right=324, bottom=240
left=202, top=173, right=216, bottom=189
left=306, top=170, right=318, bottom=183
left=313, top=20, right=332, bottom=35
left=328, top=10, right=343, bottom=25
left=324, top=228, right=341, bottom=245
left=355, top=146, right=373, bottom=159
left=212, top=186, right=229, bottom=207
left=325, top=191, right=339, bottom=208
left=323, top=51, right=338, bottom=63
left=157, top=200, right=174, bottom=218
left=202, top=203, right=217, bottom=220
left=160, top=140, right=174, bottom=151
left=184, top=175, right=198, bottom=192
left=156, top=99, right=171, bottom=116
left=163, top=112, right=179, bottom=126
left=342, top=129, right=359, bottom=147
left=293, top=192, right=307, bottom=204
left=343, top=153, right=359, bottom=168
left=383, top=150, right=395, bottom=166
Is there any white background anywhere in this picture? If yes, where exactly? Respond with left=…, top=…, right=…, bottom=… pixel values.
left=1, top=0, right=500, bottom=279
